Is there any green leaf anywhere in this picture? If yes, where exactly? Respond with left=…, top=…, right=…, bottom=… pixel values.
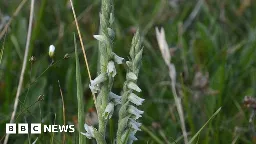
left=74, top=34, right=86, bottom=144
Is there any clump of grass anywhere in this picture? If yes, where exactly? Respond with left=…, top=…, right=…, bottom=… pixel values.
left=3, top=0, right=35, bottom=143
left=155, top=27, right=222, bottom=144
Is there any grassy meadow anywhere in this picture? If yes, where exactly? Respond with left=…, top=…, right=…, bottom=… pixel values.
left=1, top=0, right=256, bottom=143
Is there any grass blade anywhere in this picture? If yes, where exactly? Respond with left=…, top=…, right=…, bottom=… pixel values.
left=58, top=80, right=66, bottom=144
left=74, top=34, right=86, bottom=144
left=141, top=125, right=164, bottom=144
left=188, top=107, right=222, bottom=144
left=3, top=0, right=35, bottom=143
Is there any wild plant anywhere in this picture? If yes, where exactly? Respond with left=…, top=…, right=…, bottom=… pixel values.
left=73, top=0, right=144, bottom=143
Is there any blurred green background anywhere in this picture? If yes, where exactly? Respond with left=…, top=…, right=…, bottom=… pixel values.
left=1, top=0, right=256, bottom=143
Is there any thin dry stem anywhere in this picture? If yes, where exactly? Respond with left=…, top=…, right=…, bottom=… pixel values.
left=170, top=81, right=188, bottom=144
left=4, top=1, right=35, bottom=143
left=156, top=27, right=188, bottom=144
left=0, top=0, right=28, bottom=40
left=0, top=30, right=7, bottom=64
left=58, top=80, right=66, bottom=144
left=69, top=0, right=97, bottom=106
left=183, top=0, right=203, bottom=32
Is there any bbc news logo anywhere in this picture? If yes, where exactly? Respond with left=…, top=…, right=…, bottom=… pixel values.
left=6, top=123, right=75, bottom=134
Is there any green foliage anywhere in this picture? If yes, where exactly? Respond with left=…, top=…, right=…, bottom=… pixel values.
left=0, top=0, right=256, bottom=143
left=74, top=35, right=86, bottom=144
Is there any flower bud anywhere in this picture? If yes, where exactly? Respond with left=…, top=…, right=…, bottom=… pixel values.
left=128, top=105, right=144, bottom=120
left=49, top=45, right=55, bottom=58
left=109, top=92, right=121, bottom=105
left=81, top=124, right=95, bottom=139
left=93, top=35, right=107, bottom=44
left=107, top=61, right=116, bottom=77
left=126, top=72, right=137, bottom=81
left=103, top=102, right=115, bottom=119
left=128, top=93, right=144, bottom=106
left=127, top=82, right=141, bottom=92
left=113, top=53, right=125, bottom=64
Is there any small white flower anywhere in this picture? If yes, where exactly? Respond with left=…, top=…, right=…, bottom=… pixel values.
left=109, top=13, right=115, bottom=25
left=107, top=28, right=115, bottom=39
left=128, top=93, right=144, bottom=106
left=49, top=45, right=55, bottom=58
left=107, top=61, right=116, bottom=77
left=93, top=35, right=107, bottom=44
left=89, top=84, right=100, bottom=94
left=127, top=82, right=141, bottom=92
left=128, top=105, right=144, bottom=120
left=109, top=92, right=121, bottom=105
left=121, top=130, right=138, bottom=144
left=91, top=73, right=107, bottom=85
left=126, top=72, right=137, bottom=80
left=103, top=102, right=115, bottom=119
left=129, top=119, right=142, bottom=131
left=126, top=61, right=132, bottom=68
left=81, top=123, right=95, bottom=139
left=113, top=53, right=124, bottom=64
left=89, top=73, right=107, bottom=93
left=129, top=130, right=138, bottom=141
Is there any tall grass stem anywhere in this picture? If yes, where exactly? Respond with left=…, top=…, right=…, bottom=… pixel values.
left=4, top=0, right=35, bottom=143
left=69, top=0, right=97, bottom=106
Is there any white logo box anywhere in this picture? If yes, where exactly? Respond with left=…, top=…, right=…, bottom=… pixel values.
left=6, top=123, right=41, bottom=134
